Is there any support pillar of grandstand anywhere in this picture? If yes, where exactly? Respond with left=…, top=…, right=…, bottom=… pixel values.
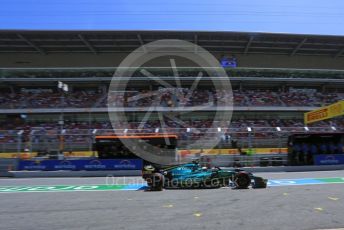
left=58, top=81, right=69, bottom=155
left=88, top=111, right=92, bottom=130
left=276, top=127, right=282, bottom=149
left=91, top=129, right=97, bottom=157
left=29, top=130, right=33, bottom=157
left=58, top=95, right=65, bottom=154
left=16, top=130, right=23, bottom=159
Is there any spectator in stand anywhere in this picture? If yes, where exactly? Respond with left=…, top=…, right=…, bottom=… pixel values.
left=328, top=142, right=337, bottom=155
left=337, top=142, right=344, bottom=154
left=300, top=143, right=309, bottom=165
left=309, top=144, right=318, bottom=164
left=291, top=143, right=301, bottom=165
left=320, top=143, right=328, bottom=154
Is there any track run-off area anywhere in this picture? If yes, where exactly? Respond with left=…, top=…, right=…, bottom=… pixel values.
left=1, top=170, right=344, bottom=230
left=1, top=171, right=344, bottom=193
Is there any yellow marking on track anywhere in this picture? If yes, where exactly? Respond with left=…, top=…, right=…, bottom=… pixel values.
left=163, top=204, right=174, bottom=208
left=283, top=193, right=289, bottom=196
left=314, top=207, right=323, bottom=212
left=193, top=212, right=202, bottom=217
left=328, top=197, right=339, bottom=201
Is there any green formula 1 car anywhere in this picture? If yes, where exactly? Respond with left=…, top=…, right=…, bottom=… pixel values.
left=142, top=161, right=268, bottom=191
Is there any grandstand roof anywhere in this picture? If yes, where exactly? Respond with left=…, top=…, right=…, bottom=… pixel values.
left=1, top=30, right=344, bottom=57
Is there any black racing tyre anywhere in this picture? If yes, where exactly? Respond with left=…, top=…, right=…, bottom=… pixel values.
left=233, top=172, right=251, bottom=189
left=147, top=173, right=164, bottom=191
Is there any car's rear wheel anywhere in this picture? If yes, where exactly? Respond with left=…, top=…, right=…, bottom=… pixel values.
left=234, top=172, right=251, bottom=189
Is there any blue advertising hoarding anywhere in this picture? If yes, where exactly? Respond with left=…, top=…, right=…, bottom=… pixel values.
left=18, top=159, right=143, bottom=171
left=314, top=154, right=344, bottom=165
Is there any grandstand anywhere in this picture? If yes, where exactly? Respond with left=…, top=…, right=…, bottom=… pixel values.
left=0, top=30, right=344, bottom=164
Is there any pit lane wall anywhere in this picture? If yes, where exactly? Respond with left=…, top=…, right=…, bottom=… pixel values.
left=17, top=159, right=143, bottom=171
left=0, top=151, right=95, bottom=159
left=314, top=154, right=344, bottom=165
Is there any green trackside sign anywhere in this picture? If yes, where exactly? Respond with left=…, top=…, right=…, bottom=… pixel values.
left=0, top=184, right=145, bottom=193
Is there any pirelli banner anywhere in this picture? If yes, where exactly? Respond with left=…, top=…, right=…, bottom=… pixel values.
left=305, top=100, right=344, bottom=124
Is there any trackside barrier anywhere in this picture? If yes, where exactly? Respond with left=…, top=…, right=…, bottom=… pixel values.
left=18, top=159, right=143, bottom=171
left=0, top=159, right=18, bottom=172
left=7, top=165, right=344, bottom=178
left=314, top=154, right=344, bottom=165
left=8, top=170, right=142, bottom=178
left=0, top=151, right=95, bottom=159
left=199, top=154, right=288, bottom=167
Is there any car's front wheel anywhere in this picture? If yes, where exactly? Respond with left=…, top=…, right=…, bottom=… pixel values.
left=146, top=173, right=164, bottom=191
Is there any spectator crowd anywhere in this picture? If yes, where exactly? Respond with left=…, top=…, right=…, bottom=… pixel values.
left=0, top=88, right=342, bottom=109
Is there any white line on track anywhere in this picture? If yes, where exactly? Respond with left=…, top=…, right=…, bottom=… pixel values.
left=0, top=177, right=128, bottom=181
left=257, top=171, right=344, bottom=175
left=0, top=189, right=141, bottom=194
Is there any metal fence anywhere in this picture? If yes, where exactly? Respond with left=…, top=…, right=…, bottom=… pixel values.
left=0, top=126, right=341, bottom=158
left=198, top=154, right=288, bottom=168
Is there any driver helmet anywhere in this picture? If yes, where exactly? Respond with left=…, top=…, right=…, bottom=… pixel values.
left=144, top=165, right=155, bottom=171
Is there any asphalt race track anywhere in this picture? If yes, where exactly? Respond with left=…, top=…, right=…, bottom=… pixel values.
left=0, top=171, right=344, bottom=230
